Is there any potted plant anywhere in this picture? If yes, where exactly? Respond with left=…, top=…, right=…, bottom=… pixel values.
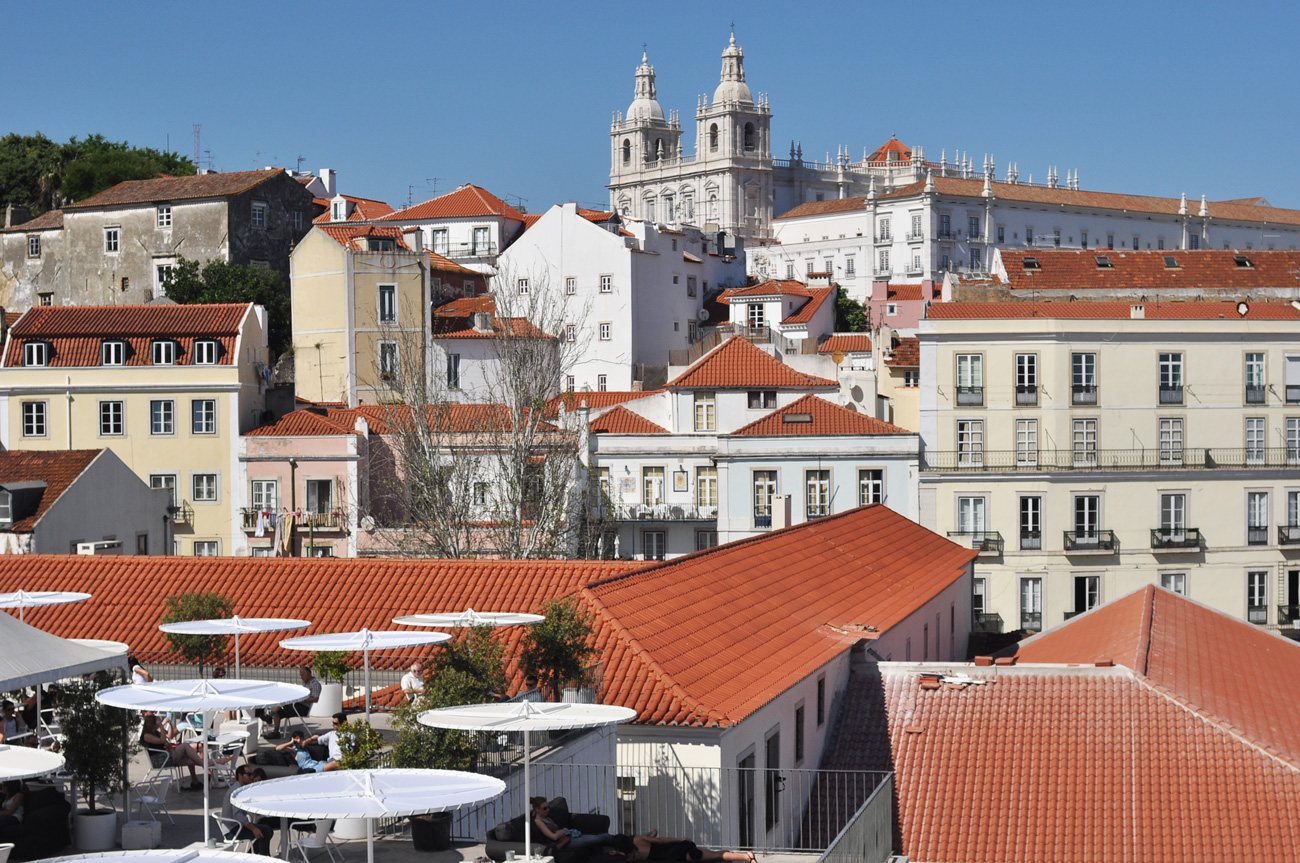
left=332, top=718, right=384, bottom=839
left=311, top=650, right=352, bottom=717
left=57, top=670, right=135, bottom=850
left=392, top=627, right=506, bottom=852
left=520, top=597, right=597, bottom=702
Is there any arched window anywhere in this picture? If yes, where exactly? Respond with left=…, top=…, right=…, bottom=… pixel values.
left=655, top=139, right=664, bottom=161
left=743, top=123, right=756, bottom=151
left=709, top=124, right=719, bottom=151
left=622, top=139, right=631, bottom=164
left=618, top=198, right=631, bottom=216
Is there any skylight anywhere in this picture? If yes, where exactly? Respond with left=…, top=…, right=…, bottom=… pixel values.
left=1095, top=256, right=1113, bottom=269
left=1234, top=255, right=1254, bottom=268
left=783, top=413, right=814, bottom=424
left=1163, top=256, right=1179, bottom=269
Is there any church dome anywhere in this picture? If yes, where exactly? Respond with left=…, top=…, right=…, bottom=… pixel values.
left=627, top=52, right=665, bottom=123
left=712, top=32, right=753, bottom=106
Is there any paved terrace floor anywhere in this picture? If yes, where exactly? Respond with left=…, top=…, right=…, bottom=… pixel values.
left=63, top=713, right=812, bottom=863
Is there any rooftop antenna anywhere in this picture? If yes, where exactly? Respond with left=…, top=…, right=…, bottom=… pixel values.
left=407, top=185, right=416, bottom=208
left=192, top=124, right=201, bottom=168
left=296, top=155, right=306, bottom=173
left=505, top=193, right=528, bottom=213
left=203, top=149, right=213, bottom=171
left=426, top=177, right=443, bottom=196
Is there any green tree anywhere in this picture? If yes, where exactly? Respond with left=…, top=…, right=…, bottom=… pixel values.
left=336, top=719, right=383, bottom=769
left=163, top=257, right=292, bottom=354
left=312, top=650, right=353, bottom=683
left=57, top=670, right=136, bottom=813
left=519, top=597, right=597, bottom=701
left=834, top=289, right=871, bottom=332
left=160, top=590, right=234, bottom=674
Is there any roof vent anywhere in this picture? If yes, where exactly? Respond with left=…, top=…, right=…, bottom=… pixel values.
left=1234, top=255, right=1254, bottom=268
left=782, top=413, right=814, bottom=424
left=1022, top=256, right=1040, bottom=270
left=1094, top=255, right=1113, bottom=269
left=1130, top=304, right=1145, bottom=319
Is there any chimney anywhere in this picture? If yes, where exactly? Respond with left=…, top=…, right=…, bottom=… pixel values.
left=320, top=168, right=337, bottom=197
left=4, top=204, right=31, bottom=229
left=472, top=311, right=493, bottom=333
left=1130, top=304, right=1145, bottom=319
left=410, top=229, right=424, bottom=253
left=772, top=494, right=792, bottom=529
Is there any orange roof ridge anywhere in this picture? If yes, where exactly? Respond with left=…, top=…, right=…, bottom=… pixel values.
left=727, top=394, right=909, bottom=436
left=666, top=336, right=837, bottom=389
left=1135, top=584, right=1155, bottom=677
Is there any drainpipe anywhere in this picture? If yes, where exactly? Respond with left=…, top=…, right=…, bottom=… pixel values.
left=65, top=375, right=72, bottom=450
left=288, top=458, right=297, bottom=510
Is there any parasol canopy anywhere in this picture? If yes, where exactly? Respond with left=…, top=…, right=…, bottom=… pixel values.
left=393, top=608, right=545, bottom=628
left=0, top=589, right=91, bottom=622
left=279, top=629, right=450, bottom=719
left=158, top=616, right=311, bottom=675
left=0, top=743, right=64, bottom=781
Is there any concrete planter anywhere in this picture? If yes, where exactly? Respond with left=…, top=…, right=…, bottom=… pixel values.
left=332, top=817, right=369, bottom=840
left=73, top=809, right=118, bottom=851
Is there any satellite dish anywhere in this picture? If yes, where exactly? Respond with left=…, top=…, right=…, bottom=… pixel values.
left=831, top=350, right=845, bottom=365
left=360, top=515, right=376, bottom=532
left=697, top=308, right=710, bottom=322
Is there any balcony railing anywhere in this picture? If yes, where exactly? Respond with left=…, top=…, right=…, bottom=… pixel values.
left=1019, top=531, right=1041, bottom=551
left=170, top=500, right=193, bottom=526
left=437, top=241, right=498, bottom=259
left=1020, top=611, right=1042, bottom=632
left=972, top=612, right=1002, bottom=633
left=1072, top=384, right=1098, bottom=405
left=946, top=530, right=1003, bottom=556
left=1159, top=385, right=1183, bottom=404
left=1063, top=530, right=1118, bottom=553
left=1248, top=605, right=1268, bottom=625
left=1247, top=526, right=1270, bottom=546
left=242, top=508, right=347, bottom=531
left=614, top=504, right=719, bottom=522
left=1062, top=609, right=1084, bottom=620
left=1278, top=605, right=1300, bottom=625
left=1279, top=525, right=1300, bottom=545
left=1246, top=385, right=1267, bottom=404
left=754, top=514, right=772, bottom=528
left=1288, top=385, right=1300, bottom=404
left=955, top=386, right=984, bottom=406
left=1015, top=385, right=1038, bottom=406
left=923, top=446, right=1300, bottom=473
left=1151, top=527, right=1201, bottom=551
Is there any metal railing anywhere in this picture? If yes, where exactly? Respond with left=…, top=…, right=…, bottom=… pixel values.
left=1019, top=531, right=1041, bottom=551
left=1015, top=385, right=1038, bottom=406
left=1151, top=527, right=1201, bottom=550
left=613, top=504, right=718, bottom=522
left=1248, top=605, right=1268, bottom=625
left=946, top=531, right=1003, bottom=555
left=171, top=500, right=193, bottom=526
left=924, top=447, right=1300, bottom=473
left=1020, top=612, right=1042, bottom=632
left=1287, top=385, right=1300, bottom=403
left=754, top=514, right=772, bottom=528
left=1063, top=530, right=1117, bottom=552
left=1159, top=385, right=1183, bottom=404
left=955, top=386, right=983, bottom=406
left=1248, top=526, right=1269, bottom=545
left=972, top=612, right=1002, bottom=633
left=1277, top=605, right=1300, bottom=625
left=1280, top=525, right=1300, bottom=545
left=1246, top=386, right=1266, bottom=404
left=814, top=773, right=894, bottom=863
left=240, top=509, right=348, bottom=531
left=1072, top=384, right=1099, bottom=405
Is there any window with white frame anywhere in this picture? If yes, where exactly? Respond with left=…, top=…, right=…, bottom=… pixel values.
left=785, top=262, right=795, bottom=279
left=565, top=324, right=576, bottom=342
left=101, top=340, right=125, bottom=366
left=753, top=470, right=776, bottom=526
left=1020, top=496, right=1043, bottom=549
left=150, top=400, right=174, bottom=435
left=970, top=248, right=982, bottom=269
left=157, top=204, right=172, bottom=228
left=378, top=284, right=396, bottom=323
left=1247, top=570, right=1268, bottom=623
left=747, top=391, right=776, bottom=409
left=292, top=210, right=302, bottom=231
left=957, top=495, right=986, bottom=536
left=844, top=256, right=855, bottom=276
left=858, top=469, right=883, bottom=505
left=23, top=342, right=47, bottom=367
left=688, top=320, right=698, bottom=342
left=1074, top=495, right=1100, bottom=538
left=191, top=399, right=216, bottom=434
left=599, top=323, right=611, bottom=341
left=1160, top=493, right=1187, bottom=531
left=972, top=577, right=987, bottom=617
left=432, top=229, right=449, bottom=254
left=27, top=235, right=40, bottom=258
left=693, top=391, right=716, bottom=431
left=332, top=201, right=345, bottom=221
left=565, top=277, right=576, bottom=295
left=156, top=263, right=174, bottom=294
left=1016, top=419, right=1038, bottom=467
left=696, top=530, right=717, bottom=551
left=192, top=473, right=218, bottom=502
left=517, top=278, right=529, bottom=295
left=903, top=368, right=918, bottom=385
left=193, top=541, right=219, bottom=556
left=1246, top=417, right=1266, bottom=465
left=251, top=479, right=278, bottom=512
left=99, top=401, right=123, bottom=435
left=643, top=531, right=666, bottom=561
left=149, top=474, right=177, bottom=507
left=21, top=402, right=46, bottom=437
left=1160, top=572, right=1187, bottom=595
left=104, top=227, right=119, bottom=253
left=1289, top=417, right=1300, bottom=463
left=446, top=353, right=460, bottom=389
left=956, top=419, right=984, bottom=466
left=1072, top=418, right=1098, bottom=466
left=473, top=482, right=489, bottom=506
left=878, top=218, right=891, bottom=241
left=887, top=303, right=898, bottom=317
left=1074, top=575, right=1100, bottom=614
left=955, top=354, right=983, bottom=405
left=1072, top=352, right=1098, bottom=403
left=597, top=374, right=607, bottom=392
left=1021, top=577, right=1043, bottom=631
left=379, top=342, right=399, bottom=379
left=1159, top=352, right=1183, bottom=403
left=910, top=213, right=923, bottom=238
left=877, top=249, right=890, bottom=273
left=471, top=226, right=490, bottom=254
left=642, top=467, right=665, bottom=507
left=251, top=202, right=268, bottom=228
left=565, top=375, right=575, bottom=392
left=0, top=491, right=10, bottom=524
left=600, top=275, right=613, bottom=293
left=1246, top=352, right=1266, bottom=402
left=805, top=470, right=830, bottom=518
left=1159, top=418, right=1184, bottom=465
left=969, top=216, right=980, bottom=238
left=1248, top=491, right=1269, bottom=545
left=696, top=467, right=717, bottom=508
left=152, top=340, right=175, bottom=365
left=193, top=340, right=218, bottom=365
left=306, top=479, right=332, bottom=514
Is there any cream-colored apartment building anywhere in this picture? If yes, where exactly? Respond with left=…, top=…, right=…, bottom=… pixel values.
left=0, top=303, right=270, bottom=555
left=919, top=300, right=1300, bottom=634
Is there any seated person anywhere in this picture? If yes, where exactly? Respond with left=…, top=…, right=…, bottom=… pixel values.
left=517, top=675, right=544, bottom=703
left=401, top=662, right=425, bottom=701
left=222, top=766, right=275, bottom=855
left=0, top=781, right=23, bottom=829
left=130, top=657, right=153, bottom=685
left=531, top=796, right=615, bottom=854
left=266, top=666, right=320, bottom=739
left=140, top=712, right=231, bottom=790
left=1, top=701, right=30, bottom=745
left=274, top=727, right=335, bottom=773
left=297, top=712, right=345, bottom=772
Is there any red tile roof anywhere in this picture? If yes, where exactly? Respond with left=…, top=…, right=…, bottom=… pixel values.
left=774, top=198, right=869, bottom=220
left=588, top=405, right=667, bottom=435
left=782, top=287, right=834, bottom=325
left=311, top=196, right=394, bottom=224
left=666, top=337, right=837, bottom=390
left=577, top=209, right=617, bottom=223
left=4, top=312, right=23, bottom=329
left=1, top=209, right=63, bottom=233
left=246, top=404, right=560, bottom=438
left=0, top=450, right=104, bottom=532
left=724, top=279, right=814, bottom=299
left=431, top=296, right=549, bottom=339
left=427, top=251, right=478, bottom=276
left=727, top=394, right=907, bottom=437
left=864, top=137, right=913, bottom=163
left=4, top=304, right=251, bottom=368
left=583, top=505, right=976, bottom=726
left=927, top=299, right=1300, bottom=320
left=520, top=213, right=544, bottom=230
left=886, top=284, right=927, bottom=301
left=316, top=224, right=411, bottom=251
left=544, top=391, right=661, bottom=418
left=0, top=556, right=636, bottom=669
left=817, top=335, right=871, bottom=354
left=65, top=170, right=285, bottom=209
left=244, top=410, right=360, bottom=437
left=884, top=336, right=919, bottom=367
left=998, top=248, right=1300, bottom=292
left=382, top=185, right=525, bottom=222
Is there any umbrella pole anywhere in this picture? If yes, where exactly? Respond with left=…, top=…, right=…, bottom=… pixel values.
left=364, top=648, right=371, bottom=721
left=203, top=708, right=211, bottom=846
left=235, top=633, right=241, bottom=677
left=524, top=730, right=532, bottom=861
left=368, top=817, right=375, bottom=863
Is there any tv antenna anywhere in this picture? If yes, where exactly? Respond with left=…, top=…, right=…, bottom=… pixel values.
left=296, top=155, right=306, bottom=173
left=426, top=177, right=443, bottom=196
left=192, top=124, right=201, bottom=167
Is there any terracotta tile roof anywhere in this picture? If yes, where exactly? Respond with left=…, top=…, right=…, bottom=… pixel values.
left=244, top=410, right=359, bottom=437
left=927, top=299, right=1300, bottom=320
left=1014, top=585, right=1300, bottom=768
left=311, top=196, right=394, bottom=224
left=998, top=248, right=1300, bottom=292
left=0, top=556, right=635, bottom=669
left=783, top=287, right=834, bottom=324
left=65, top=170, right=284, bottom=209
left=431, top=296, right=549, bottom=339
left=864, top=137, right=913, bottom=163
left=727, top=394, right=907, bottom=437
left=520, top=213, right=543, bottom=230
left=382, top=184, right=525, bottom=222
left=582, top=505, right=976, bottom=726
left=774, top=198, right=870, bottom=220
left=666, top=337, right=837, bottom=390
left=316, top=224, right=411, bottom=251
left=588, top=405, right=667, bottom=435
left=4, top=303, right=250, bottom=368
left=884, top=336, right=919, bottom=367
left=887, top=284, right=925, bottom=301
left=818, top=335, right=871, bottom=354
left=1, top=209, right=63, bottom=233
left=426, top=250, right=477, bottom=275
left=4, top=312, right=23, bottom=328
left=577, top=209, right=616, bottom=223
left=723, top=279, right=814, bottom=300
left=0, top=450, right=103, bottom=532
left=544, top=390, right=661, bottom=417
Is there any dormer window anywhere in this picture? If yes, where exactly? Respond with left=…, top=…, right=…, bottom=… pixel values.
left=193, top=340, right=219, bottom=365
left=331, top=195, right=347, bottom=222
left=101, top=340, right=126, bottom=366
left=23, top=342, right=48, bottom=367
left=0, top=490, right=10, bottom=524
left=151, top=340, right=176, bottom=365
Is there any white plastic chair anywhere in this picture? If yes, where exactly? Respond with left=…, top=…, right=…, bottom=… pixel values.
left=134, top=774, right=173, bottom=824
left=144, top=746, right=183, bottom=789
left=291, top=819, right=341, bottom=863
left=211, top=810, right=253, bottom=852
left=0, top=841, right=14, bottom=863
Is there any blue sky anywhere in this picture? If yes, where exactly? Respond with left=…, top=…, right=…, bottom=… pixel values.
left=14, top=0, right=1300, bottom=214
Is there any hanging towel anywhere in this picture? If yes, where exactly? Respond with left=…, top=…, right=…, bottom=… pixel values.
left=255, top=510, right=268, bottom=538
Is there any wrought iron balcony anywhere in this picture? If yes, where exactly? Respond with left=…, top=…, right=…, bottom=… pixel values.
left=1063, top=530, right=1118, bottom=553
left=1279, top=525, right=1300, bottom=545
left=1288, top=385, right=1300, bottom=404
left=1015, top=385, right=1038, bottom=406
left=615, top=504, right=718, bottom=522
left=956, top=386, right=984, bottom=406
left=1247, top=526, right=1270, bottom=546
left=946, top=530, right=1003, bottom=556
left=1159, top=385, right=1183, bottom=404
left=1020, top=612, right=1042, bottom=632
left=923, top=447, right=1300, bottom=473
left=1072, top=384, right=1098, bottom=405
left=1278, top=605, right=1300, bottom=626
left=1150, top=527, right=1201, bottom=551
left=1248, top=605, right=1268, bottom=625
left=1246, top=385, right=1266, bottom=404
left=1019, top=531, right=1041, bottom=551
left=1062, top=609, right=1084, bottom=620
left=972, top=612, right=1003, bottom=633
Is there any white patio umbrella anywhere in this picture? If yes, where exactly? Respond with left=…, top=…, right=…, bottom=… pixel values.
left=0, top=742, right=64, bottom=780
left=0, top=589, right=92, bottom=622
left=231, top=768, right=506, bottom=863
left=392, top=609, right=545, bottom=628
left=96, top=678, right=309, bottom=847
left=158, top=616, right=311, bottom=675
left=279, top=629, right=450, bottom=720
left=419, top=701, right=636, bottom=861
left=41, top=851, right=269, bottom=863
